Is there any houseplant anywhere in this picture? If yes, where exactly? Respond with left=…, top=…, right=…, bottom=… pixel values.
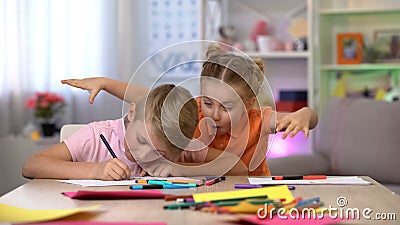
left=25, top=92, right=65, bottom=136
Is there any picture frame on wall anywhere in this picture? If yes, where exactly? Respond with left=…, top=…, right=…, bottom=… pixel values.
left=373, top=29, right=400, bottom=61
left=336, top=33, right=363, bottom=64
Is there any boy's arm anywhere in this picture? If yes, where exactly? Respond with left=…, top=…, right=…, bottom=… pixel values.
left=61, top=77, right=149, bottom=104
left=268, top=107, right=318, bottom=139
left=172, top=148, right=248, bottom=176
left=22, top=142, right=131, bottom=180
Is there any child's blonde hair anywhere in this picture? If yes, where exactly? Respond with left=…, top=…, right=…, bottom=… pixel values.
left=202, top=43, right=265, bottom=103
left=134, top=84, right=198, bottom=160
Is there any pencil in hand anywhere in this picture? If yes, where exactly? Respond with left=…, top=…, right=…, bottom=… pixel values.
left=100, top=134, right=117, bottom=158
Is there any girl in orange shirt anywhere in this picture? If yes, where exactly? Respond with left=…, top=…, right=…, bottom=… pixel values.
left=193, top=44, right=317, bottom=175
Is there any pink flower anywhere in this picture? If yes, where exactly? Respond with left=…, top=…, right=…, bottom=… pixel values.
left=25, top=91, right=66, bottom=123
left=39, top=99, right=49, bottom=108
left=47, top=93, right=65, bottom=104
left=25, top=98, right=37, bottom=109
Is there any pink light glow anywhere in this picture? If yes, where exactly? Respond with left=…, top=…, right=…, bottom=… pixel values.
left=267, top=133, right=310, bottom=158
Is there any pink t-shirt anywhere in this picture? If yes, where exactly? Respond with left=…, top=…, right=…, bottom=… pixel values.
left=63, top=117, right=209, bottom=175
left=64, top=118, right=142, bottom=176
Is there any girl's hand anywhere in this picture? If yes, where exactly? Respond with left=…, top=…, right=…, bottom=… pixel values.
left=93, top=158, right=131, bottom=180
left=276, top=107, right=313, bottom=139
left=61, top=78, right=106, bottom=104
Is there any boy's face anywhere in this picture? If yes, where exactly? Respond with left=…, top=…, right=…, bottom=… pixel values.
left=125, top=119, right=170, bottom=164
left=200, top=79, right=248, bottom=136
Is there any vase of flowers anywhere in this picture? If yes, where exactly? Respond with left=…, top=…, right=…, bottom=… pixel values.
left=25, top=92, right=65, bottom=136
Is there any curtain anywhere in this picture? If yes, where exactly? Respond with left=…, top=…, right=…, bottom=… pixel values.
left=0, top=0, right=129, bottom=136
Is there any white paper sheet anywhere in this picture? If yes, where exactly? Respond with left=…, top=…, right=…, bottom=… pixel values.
left=248, top=176, right=370, bottom=185
left=56, top=177, right=197, bottom=187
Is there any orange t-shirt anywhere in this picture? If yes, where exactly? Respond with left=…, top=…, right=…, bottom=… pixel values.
left=194, top=98, right=273, bottom=176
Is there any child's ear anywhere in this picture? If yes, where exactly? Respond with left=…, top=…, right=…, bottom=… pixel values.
left=127, top=103, right=136, bottom=123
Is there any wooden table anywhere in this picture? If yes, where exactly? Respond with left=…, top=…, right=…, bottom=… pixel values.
left=0, top=177, right=399, bottom=224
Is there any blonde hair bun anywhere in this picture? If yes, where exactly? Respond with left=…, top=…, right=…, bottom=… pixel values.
left=253, top=58, right=265, bottom=74
left=206, top=43, right=226, bottom=59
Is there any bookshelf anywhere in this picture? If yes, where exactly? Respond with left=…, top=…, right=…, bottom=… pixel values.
left=244, top=51, right=310, bottom=59
left=223, top=0, right=313, bottom=157
left=312, top=0, right=400, bottom=114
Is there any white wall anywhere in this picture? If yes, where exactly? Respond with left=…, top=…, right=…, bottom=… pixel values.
left=264, top=59, right=308, bottom=100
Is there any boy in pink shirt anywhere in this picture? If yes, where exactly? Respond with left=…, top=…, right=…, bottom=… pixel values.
left=64, top=117, right=143, bottom=177
left=23, top=84, right=247, bottom=180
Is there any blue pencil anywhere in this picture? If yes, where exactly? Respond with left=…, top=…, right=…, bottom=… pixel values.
left=100, top=134, right=117, bottom=158
left=130, top=184, right=194, bottom=190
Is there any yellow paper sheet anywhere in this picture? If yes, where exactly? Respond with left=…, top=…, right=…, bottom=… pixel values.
left=193, top=185, right=294, bottom=203
left=0, top=203, right=100, bottom=223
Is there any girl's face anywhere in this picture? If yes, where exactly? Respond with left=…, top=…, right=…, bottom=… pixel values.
left=200, top=79, right=252, bottom=136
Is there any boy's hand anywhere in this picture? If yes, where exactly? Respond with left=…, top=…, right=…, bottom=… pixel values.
left=61, top=78, right=106, bottom=104
left=139, top=168, right=148, bottom=177
left=139, top=160, right=174, bottom=177
left=93, top=158, right=131, bottom=180
left=276, top=107, right=312, bottom=139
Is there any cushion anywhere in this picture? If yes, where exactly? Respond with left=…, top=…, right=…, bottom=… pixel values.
left=320, top=97, right=400, bottom=184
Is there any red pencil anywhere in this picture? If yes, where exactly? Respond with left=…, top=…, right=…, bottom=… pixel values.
left=272, top=175, right=326, bottom=180
left=205, top=177, right=224, bottom=186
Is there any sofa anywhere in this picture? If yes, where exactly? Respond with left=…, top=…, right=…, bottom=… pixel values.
left=267, top=97, right=400, bottom=195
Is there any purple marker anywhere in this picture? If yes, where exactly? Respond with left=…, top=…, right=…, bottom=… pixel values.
left=234, top=184, right=295, bottom=190
left=234, top=184, right=263, bottom=189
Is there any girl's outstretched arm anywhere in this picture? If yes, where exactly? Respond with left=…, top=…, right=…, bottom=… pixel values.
left=273, top=107, right=318, bottom=139
left=61, top=77, right=149, bottom=104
